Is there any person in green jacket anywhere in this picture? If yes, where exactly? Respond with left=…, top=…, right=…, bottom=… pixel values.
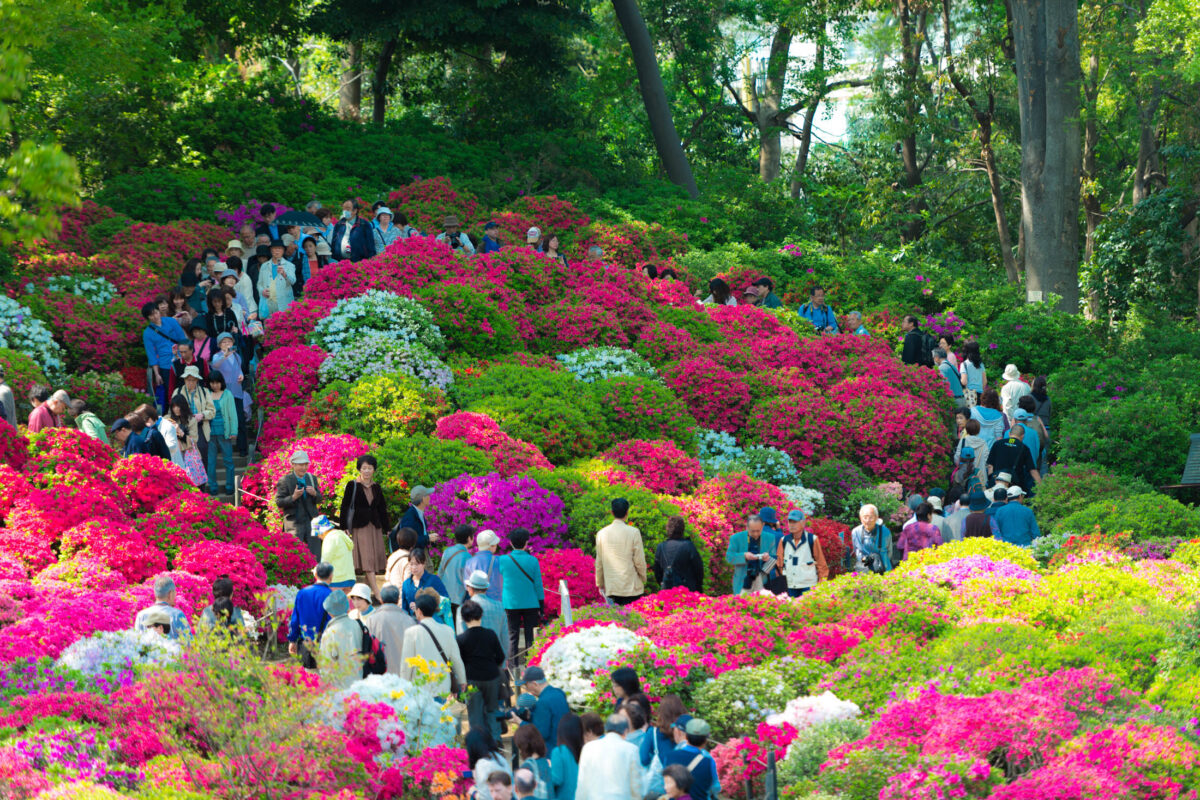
left=206, top=372, right=238, bottom=496
left=751, top=277, right=783, bottom=308
left=68, top=399, right=109, bottom=444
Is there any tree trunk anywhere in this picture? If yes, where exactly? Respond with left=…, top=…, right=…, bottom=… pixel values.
left=1132, top=90, right=1163, bottom=205
left=610, top=0, right=700, bottom=198
left=338, top=41, right=362, bottom=121
left=789, top=100, right=821, bottom=200
left=757, top=27, right=793, bottom=183
left=1010, top=0, right=1082, bottom=311
left=897, top=0, right=929, bottom=242
left=1081, top=51, right=1103, bottom=318
left=372, top=38, right=399, bottom=125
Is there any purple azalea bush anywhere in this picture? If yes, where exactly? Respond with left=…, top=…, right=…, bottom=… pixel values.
left=426, top=473, right=569, bottom=552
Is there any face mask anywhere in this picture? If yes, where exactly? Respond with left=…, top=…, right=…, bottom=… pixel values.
left=342, top=210, right=352, bottom=219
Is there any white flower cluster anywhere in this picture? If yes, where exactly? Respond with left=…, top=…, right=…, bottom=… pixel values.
left=768, top=691, right=861, bottom=733
left=697, top=428, right=806, bottom=489
left=44, top=275, right=119, bottom=305
left=778, top=485, right=825, bottom=517
left=0, top=295, right=65, bottom=376
left=55, top=629, right=180, bottom=676
left=309, top=290, right=445, bottom=354
left=318, top=336, right=453, bottom=391
left=556, top=346, right=658, bottom=384
left=320, top=672, right=457, bottom=760
left=539, top=624, right=650, bottom=707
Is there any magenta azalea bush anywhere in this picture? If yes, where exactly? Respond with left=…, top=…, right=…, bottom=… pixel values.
left=426, top=472, right=568, bottom=551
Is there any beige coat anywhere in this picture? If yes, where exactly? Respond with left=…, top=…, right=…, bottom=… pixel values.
left=399, top=618, right=467, bottom=696
left=595, top=519, right=647, bottom=598
left=365, top=603, right=415, bottom=677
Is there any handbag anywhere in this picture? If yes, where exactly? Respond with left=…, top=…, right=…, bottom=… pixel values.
left=183, top=446, right=207, bottom=486
left=418, top=621, right=463, bottom=694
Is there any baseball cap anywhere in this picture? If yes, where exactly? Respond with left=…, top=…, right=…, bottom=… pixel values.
left=1007, top=485, right=1025, bottom=497
left=787, top=509, right=806, bottom=522
left=109, top=418, right=130, bottom=434
left=685, top=718, right=711, bottom=737
left=517, top=666, right=546, bottom=686
left=672, top=714, right=693, bottom=731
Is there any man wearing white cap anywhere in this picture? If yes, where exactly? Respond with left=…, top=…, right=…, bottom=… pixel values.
left=993, top=485, right=1041, bottom=547
left=275, top=449, right=324, bottom=558
left=999, top=364, right=1031, bottom=423
left=455, top=569, right=509, bottom=655
left=463, top=530, right=504, bottom=603
left=525, top=226, right=541, bottom=251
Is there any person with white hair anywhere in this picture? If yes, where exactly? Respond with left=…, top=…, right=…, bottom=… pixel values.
left=849, top=504, right=893, bottom=575
left=463, top=530, right=504, bottom=603
left=847, top=311, right=869, bottom=336
left=134, top=576, right=193, bottom=641
left=275, top=449, right=324, bottom=558
left=394, top=485, right=432, bottom=550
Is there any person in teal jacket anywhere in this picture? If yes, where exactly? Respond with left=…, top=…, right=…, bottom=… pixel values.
left=499, top=528, right=545, bottom=667
left=724, top=513, right=780, bottom=594
left=549, top=713, right=582, bottom=800
left=205, top=372, right=238, bottom=496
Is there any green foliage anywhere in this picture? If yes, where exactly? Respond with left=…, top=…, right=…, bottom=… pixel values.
left=1066, top=599, right=1181, bottom=691
left=1057, top=493, right=1200, bottom=542
left=95, top=169, right=215, bottom=224
left=1027, top=462, right=1154, bottom=535
left=468, top=393, right=608, bottom=465
left=823, top=634, right=939, bottom=712
left=840, top=486, right=902, bottom=527
left=1147, top=602, right=1200, bottom=714
left=589, top=377, right=698, bottom=453
left=693, top=658, right=828, bottom=740
left=778, top=719, right=872, bottom=785
left=980, top=305, right=1107, bottom=378
left=800, top=460, right=876, bottom=521
left=0, top=347, right=48, bottom=406
left=326, top=373, right=448, bottom=444
left=64, top=371, right=146, bottom=427
left=416, top=284, right=519, bottom=358
left=816, top=746, right=913, bottom=800
left=1056, top=393, right=1191, bottom=486
left=85, top=213, right=134, bottom=251
left=453, top=363, right=577, bottom=408
left=371, top=434, right=494, bottom=510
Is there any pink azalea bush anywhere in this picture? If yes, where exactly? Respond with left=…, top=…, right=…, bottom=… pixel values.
left=59, top=520, right=167, bottom=584
left=109, top=456, right=193, bottom=513
left=538, top=548, right=604, bottom=617
left=601, top=439, right=703, bottom=495
left=256, top=344, right=328, bottom=414
left=434, top=411, right=552, bottom=476
left=174, top=540, right=269, bottom=615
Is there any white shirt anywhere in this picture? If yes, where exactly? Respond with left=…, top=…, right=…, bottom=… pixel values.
left=156, top=417, right=185, bottom=470
left=1000, top=379, right=1032, bottom=422
left=575, top=732, right=641, bottom=800
left=340, top=221, right=352, bottom=255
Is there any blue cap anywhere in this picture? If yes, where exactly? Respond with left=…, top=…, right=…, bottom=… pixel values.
left=787, top=509, right=805, bottom=522
left=759, top=507, right=778, bottom=526
left=672, top=713, right=693, bottom=731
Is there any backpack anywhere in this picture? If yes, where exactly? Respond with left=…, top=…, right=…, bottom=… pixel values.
left=919, top=331, right=938, bottom=367
left=357, top=620, right=387, bottom=677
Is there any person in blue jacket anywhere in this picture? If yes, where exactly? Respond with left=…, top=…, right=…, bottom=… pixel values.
left=518, top=666, right=570, bottom=750
left=141, top=301, right=188, bottom=412
left=662, top=716, right=721, bottom=800
left=499, top=527, right=545, bottom=667
left=331, top=199, right=378, bottom=262
left=392, top=485, right=431, bottom=550
left=287, top=562, right=334, bottom=668
left=724, top=513, right=780, bottom=594
left=797, top=286, right=839, bottom=334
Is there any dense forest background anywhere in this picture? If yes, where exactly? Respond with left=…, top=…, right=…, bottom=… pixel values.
left=1, top=0, right=1199, bottom=321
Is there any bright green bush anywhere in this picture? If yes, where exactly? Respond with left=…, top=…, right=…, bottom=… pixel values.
left=521, top=467, right=605, bottom=520
left=329, top=373, right=448, bottom=444
left=980, top=304, right=1107, bottom=378
left=693, top=658, right=828, bottom=740
left=1027, top=462, right=1154, bottom=535
left=822, top=634, right=940, bottom=712
left=452, top=363, right=577, bottom=408
left=370, top=434, right=494, bottom=509
left=94, top=169, right=216, bottom=223
left=416, top=284, right=519, bottom=358
left=778, top=719, right=872, bottom=787
left=1056, top=493, right=1200, bottom=542
left=85, top=214, right=134, bottom=251
left=1056, top=393, right=1191, bottom=486
left=469, top=394, right=608, bottom=465
left=1065, top=599, right=1181, bottom=691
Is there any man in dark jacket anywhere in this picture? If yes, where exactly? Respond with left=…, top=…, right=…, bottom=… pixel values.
left=276, top=449, right=324, bottom=558
left=393, top=485, right=431, bottom=550
left=900, top=315, right=933, bottom=367
left=985, top=425, right=1042, bottom=493
left=331, top=200, right=377, bottom=262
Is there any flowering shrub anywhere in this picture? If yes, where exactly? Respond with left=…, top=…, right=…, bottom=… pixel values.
left=109, top=455, right=193, bottom=513
left=256, top=344, right=327, bottom=414
left=662, top=357, right=752, bottom=432
left=693, top=659, right=828, bottom=739
left=537, top=623, right=651, bottom=707
left=591, top=642, right=714, bottom=709
left=22, top=291, right=141, bottom=373
left=0, top=295, right=65, bottom=375
left=386, top=177, right=480, bottom=234
left=600, top=439, right=703, bottom=495
left=333, top=373, right=448, bottom=444
left=918, top=556, right=1043, bottom=588
left=896, top=538, right=1041, bottom=573
left=239, top=434, right=369, bottom=522
left=309, top=290, right=445, bottom=354
left=0, top=423, right=29, bottom=470
left=591, top=376, right=698, bottom=452
left=62, top=371, right=146, bottom=425
left=59, top=520, right=167, bottom=583
left=174, top=540, right=269, bottom=615
left=263, top=296, right=338, bottom=349
left=433, top=412, right=551, bottom=477
left=556, top=346, right=658, bottom=383
left=0, top=347, right=48, bottom=401
left=879, top=754, right=1002, bottom=800
left=416, top=283, right=519, bottom=358
left=55, top=629, right=180, bottom=677
left=318, top=336, right=452, bottom=391
left=426, top=473, right=568, bottom=551
left=537, top=548, right=604, bottom=617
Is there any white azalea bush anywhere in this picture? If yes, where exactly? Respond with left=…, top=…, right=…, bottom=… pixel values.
left=768, top=690, right=862, bottom=732
left=697, top=428, right=807, bottom=488
left=309, top=290, right=445, bottom=354
left=0, top=295, right=65, bottom=375
left=557, top=346, right=658, bottom=383
left=693, top=657, right=828, bottom=739
left=54, top=629, right=180, bottom=676
left=779, top=485, right=826, bottom=517
left=538, top=624, right=651, bottom=707
left=321, top=672, right=457, bottom=758
left=318, top=336, right=453, bottom=391
left=43, top=275, right=119, bottom=305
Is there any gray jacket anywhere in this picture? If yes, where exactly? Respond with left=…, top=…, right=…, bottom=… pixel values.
left=276, top=472, right=323, bottom=552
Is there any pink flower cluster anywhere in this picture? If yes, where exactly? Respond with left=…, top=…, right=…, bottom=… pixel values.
left=920, top=556, right=1042, bottom=588
left=255, top=344, right=328, bottom=415
left=601, top=439, right=703, bottom=495
left=426, top=473, right=568, bottom=552
left=537, top=548, right=604, bottom=617
left=663, top=357, right=753, bottom=432
left=434, top=411, right=552, bottom=476
left=174, top=540, right=269, bottom=615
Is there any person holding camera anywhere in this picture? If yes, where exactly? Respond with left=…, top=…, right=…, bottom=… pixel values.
left=437, top=215, right=477, bottom=254
left=724, top=513, right=780, bottom=595
left=850, top=504, right=894, bottom=575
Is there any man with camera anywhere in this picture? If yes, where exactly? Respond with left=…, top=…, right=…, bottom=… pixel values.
left=724, top=513, right=781, bottom=595
left=437, top=215, right=477, bottom=254
left=849, top=504, right=894, bottom=574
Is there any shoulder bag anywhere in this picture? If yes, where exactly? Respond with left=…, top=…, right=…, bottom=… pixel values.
left=418, top=621, right=462, bottom=694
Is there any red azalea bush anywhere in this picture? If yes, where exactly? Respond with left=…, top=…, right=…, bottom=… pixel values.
left=134, top=491, right=268, bottom=558
left=535, top=300, right=629, bottom=350
left=487, top=195, right=590, bottom=246
left=263, top=297, right=338, bottom=349
left=0, top=349, right=48, bottom=406
left=0, top=530, right=56, bottom=573
left=303, top=238, right=470, bottom=303
left=259, top=405, right=307, bottom=455
left=576, top=220, right=689, bottom=270
left=30, top=292, right=142, bottom=372
left=50, top=200, right=118, bottom=256
left=256, top=345, right=328, bottom=414
left=27, top=427, right=117, bottom=472
left=386, top=177, right=480, bottom=233
left=808, top=517, right=851, bottom=577
left=538, top=547, right=604, bottom=617
left=0, top=423, right=29, bottom=470
left=745, top=391, right=849, bottom=469
left=246, top=527, right=316, bottom=586
left=601, top=439, right=703, bottom=495
left=433, top=411, right=552, bottom=477
left=0, top=464, right=32, bottom=516
left=662, top=357, right=753, bottom=432
left=109, top=455, right=194, bottom=513
left=91, top=220, right=233, bottom=305
left=174, top=540, right=269, bottom=615
left=59, top=519, right=167, bottom=583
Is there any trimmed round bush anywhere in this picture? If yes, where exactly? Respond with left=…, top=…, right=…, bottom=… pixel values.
left=416, top=283, right=519, bottom=358
left=468, top=393, right=608, bottom=466
left=332, top=373, right=449, bottom=444
left=982, top=305, right=1107, bottom=378
left=1057, top=393, right=1190, bottom=486
left=556, top=346, right=658, bottom=383
left=590, top=376, right=697, bottom=453
left=309, top=290, right=444, bottom=354
left=1056, top=493, right=1200, bottom=542
left=1027, top=462, right=1154, bottom=535
left=317, top=336, right=452, bottom=390
left=371, top=434, right=494, bottom=509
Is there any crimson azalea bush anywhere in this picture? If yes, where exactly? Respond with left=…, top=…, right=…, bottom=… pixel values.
left=433, top=411, right=551, bottom=477
left=537, top=548, right=604, bottom=617
left=109, top=455, right=194, bottom=513
left=600, top=439, right=703, bottom=495
left=59, top=519, right=167, bottom=584
left=256, top=344, right=328, bottom=415
left=174, top=540, right=269, bottom=616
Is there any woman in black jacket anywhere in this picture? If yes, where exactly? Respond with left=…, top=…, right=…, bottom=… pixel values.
left=652, top=515, right=704, bottom=592
left=339, top=454, right=391, bottom=597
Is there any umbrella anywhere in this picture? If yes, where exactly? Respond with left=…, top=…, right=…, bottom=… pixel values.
left=275, top=210, right=324, bottom=227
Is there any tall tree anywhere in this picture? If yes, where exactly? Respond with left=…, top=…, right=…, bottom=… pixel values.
left=1010, top=0, right=1082, bottom=310
left=611, top=0, right=700, bottom=197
